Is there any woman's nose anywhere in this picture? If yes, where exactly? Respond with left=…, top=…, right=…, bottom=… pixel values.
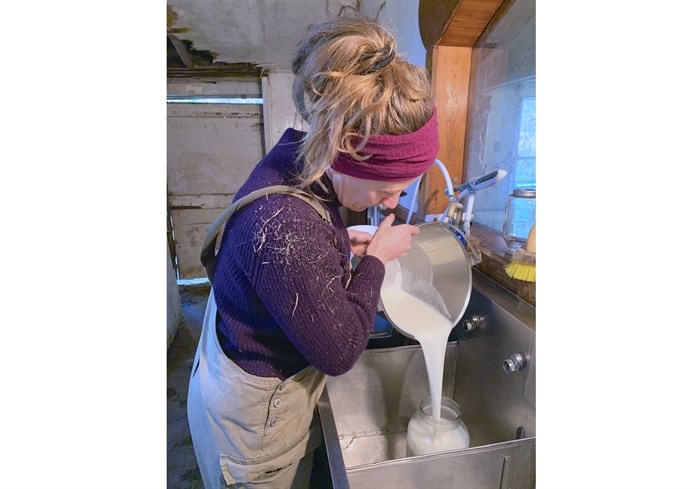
left=380, top=192, right=401, bottom=209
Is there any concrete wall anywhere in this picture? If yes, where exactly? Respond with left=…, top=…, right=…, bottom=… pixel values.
left=167, top=240, right=182, bottom=348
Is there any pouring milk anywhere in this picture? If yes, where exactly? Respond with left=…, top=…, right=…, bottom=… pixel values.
left=381, top=286, right=470, bottom=456
left=380, top=288, right=452, bottom=422
left=377, top=221, right=473, bottom=455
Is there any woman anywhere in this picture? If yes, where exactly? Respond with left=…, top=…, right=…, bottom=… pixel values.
left=187, top=15, right=439, bottom=488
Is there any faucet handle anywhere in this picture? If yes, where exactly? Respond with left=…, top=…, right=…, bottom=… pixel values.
left=503, top=352, right=527, bottom=373
left=463, top=314, right=483, bottom=332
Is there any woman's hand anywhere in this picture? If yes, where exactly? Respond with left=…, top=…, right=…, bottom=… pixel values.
left=347, top=229, right=375, bottom=257
left=365, top=214, right=419, bottom=265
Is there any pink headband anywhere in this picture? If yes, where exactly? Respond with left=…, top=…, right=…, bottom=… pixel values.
left=331, top=110, right=439, bottom=182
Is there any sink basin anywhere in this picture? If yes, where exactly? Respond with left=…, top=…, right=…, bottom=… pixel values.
left=316, top=270, right=536, bottom=489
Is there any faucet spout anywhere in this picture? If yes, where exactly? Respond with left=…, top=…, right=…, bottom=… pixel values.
left=443, top=201, right=463, bottom=226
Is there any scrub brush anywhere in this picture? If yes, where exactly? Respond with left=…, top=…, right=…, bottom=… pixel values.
left=504, top=224, right=536, bottom=282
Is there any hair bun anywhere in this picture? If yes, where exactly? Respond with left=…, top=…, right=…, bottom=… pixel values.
left=360, top=46, right=395, bottom=74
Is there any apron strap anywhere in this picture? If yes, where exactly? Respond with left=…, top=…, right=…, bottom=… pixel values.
left=200, top=185, right=331, bottom=282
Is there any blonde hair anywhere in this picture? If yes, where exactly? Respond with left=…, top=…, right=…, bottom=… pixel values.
left=291, top=16, right=434, bottom=189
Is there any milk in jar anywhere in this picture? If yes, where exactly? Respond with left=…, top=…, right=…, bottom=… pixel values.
left=380, top=287, right=470, bottom=456
left=406, top=396, right=470, bottom=457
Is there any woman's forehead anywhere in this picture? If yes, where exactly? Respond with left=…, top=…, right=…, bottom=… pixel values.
left=363, top=176, right=417, bottom=191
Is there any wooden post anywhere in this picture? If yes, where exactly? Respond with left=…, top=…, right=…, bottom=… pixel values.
left=416, top=0, right=505, bottom=218
left=419, top=44, right=472, bottom=217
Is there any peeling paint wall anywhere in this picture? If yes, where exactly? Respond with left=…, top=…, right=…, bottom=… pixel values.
left=167, top=79, right=265, bottom=279
left=167, top=0, right=348, bottom=69
left=166, top=1, right=424, bottom=69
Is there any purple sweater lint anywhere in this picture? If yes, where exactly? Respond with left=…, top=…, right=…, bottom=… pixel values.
left=213, top=128, right=385, bottom=380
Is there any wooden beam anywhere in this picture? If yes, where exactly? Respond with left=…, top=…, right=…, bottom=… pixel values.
left=419, top=0, right=461, bottom=67
left=417, top=0, right=506, bottom=217
left=441, top=0, right=504, bottom=46
left=419, top=44, right=471, bottom=217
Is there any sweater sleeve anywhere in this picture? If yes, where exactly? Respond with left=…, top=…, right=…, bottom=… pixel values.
left=224, top=194, right=385, bottom=376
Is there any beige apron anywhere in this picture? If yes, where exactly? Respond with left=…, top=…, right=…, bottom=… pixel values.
left=187, top=291, right=327, bottom=488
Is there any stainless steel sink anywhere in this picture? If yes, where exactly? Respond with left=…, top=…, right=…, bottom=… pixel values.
left=317, top=269, right=536, bottom=489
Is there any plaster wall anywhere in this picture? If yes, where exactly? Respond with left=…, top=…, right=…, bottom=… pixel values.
left=167, top=1, right=423, bottom=70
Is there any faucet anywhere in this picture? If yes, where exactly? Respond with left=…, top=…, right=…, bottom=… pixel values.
left=401, top=159, right=459, bottom=227
left=436, top=163, right=508, bottom=267
left=445, top=168, right=508, bottom=238
left=432, top=159, right=464, bottom=227
left=368, top=160, right=507, bottom=248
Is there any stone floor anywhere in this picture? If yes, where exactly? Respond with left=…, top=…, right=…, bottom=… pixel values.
left=167, top=283, right=208, bottom=489
left=166, top=283, right=333, bottom=489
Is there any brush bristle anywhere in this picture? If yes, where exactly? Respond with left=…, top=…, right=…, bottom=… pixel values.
left=504, top=261, right=536, bottom=282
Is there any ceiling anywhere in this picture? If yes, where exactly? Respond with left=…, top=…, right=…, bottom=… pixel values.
left=166, top=1, right=425, bottom=75
left=168, top=1, right=380, bottom=72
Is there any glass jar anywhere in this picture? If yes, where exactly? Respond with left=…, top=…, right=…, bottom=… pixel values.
left=406, top=396, right=470, bottom=457
left=503, top=188, right=536, bottom=252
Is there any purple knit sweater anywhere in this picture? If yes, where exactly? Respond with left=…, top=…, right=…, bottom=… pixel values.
left=213, top=128, right=386, bottom=380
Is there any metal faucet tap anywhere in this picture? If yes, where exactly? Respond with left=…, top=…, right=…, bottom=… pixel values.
left=443, top=200, right=464, bottom=227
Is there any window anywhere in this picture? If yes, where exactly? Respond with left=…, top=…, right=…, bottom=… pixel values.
left=464, top=0, right=536, bottom=234
left=515, top=97, right=536, bottom=190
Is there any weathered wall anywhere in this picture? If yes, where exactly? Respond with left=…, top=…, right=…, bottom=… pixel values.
left=167, top=79, right=265, bottom=279
left=167, top=240, right=182, bottom=347
left=167, top=1, right=424, bottom=71
left=167, top=0, right=348, bottom=69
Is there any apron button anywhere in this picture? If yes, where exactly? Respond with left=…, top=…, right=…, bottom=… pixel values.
left=273, top=398, right=282, bottom=408
left=269, top=418, right=278, bottom=427
left=278, top=383, right=285, bottom=392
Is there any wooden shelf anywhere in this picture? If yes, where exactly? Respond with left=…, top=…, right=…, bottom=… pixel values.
left=468, top=223, right=535, bottom=306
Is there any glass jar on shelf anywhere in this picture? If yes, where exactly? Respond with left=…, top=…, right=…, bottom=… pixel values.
left=503, top=188, right=536, bottom=252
